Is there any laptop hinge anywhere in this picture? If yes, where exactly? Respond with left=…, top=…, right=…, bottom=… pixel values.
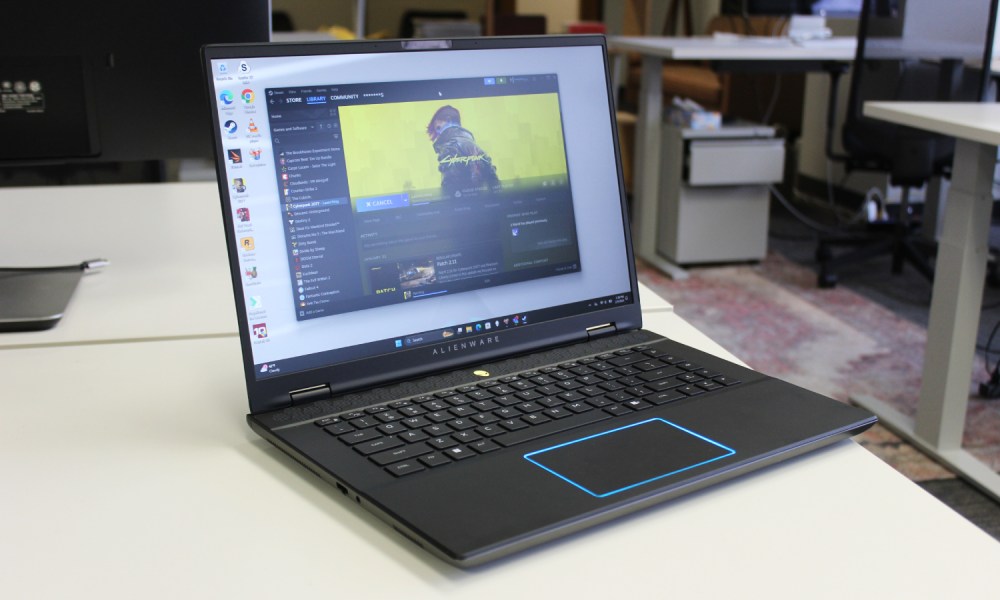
left=289, top=384, right=332, bottom=405
left=586, top=323, right=618, bottom=340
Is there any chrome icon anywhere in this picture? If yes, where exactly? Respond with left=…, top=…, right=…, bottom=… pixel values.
left=241, top=89, right=255, bottom=104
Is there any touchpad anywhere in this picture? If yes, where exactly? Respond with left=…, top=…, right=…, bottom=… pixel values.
left=524, top=418, right=735, bottom=498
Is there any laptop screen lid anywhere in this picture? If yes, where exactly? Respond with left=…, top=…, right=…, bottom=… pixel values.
left=203, top=36, right=640, bottom=413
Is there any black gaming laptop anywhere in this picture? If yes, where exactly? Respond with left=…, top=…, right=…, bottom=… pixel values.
left=203, top=35, right=876, bottom=567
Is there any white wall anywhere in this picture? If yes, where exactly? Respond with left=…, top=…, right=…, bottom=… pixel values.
left=516, top=0, right=579, bottom=33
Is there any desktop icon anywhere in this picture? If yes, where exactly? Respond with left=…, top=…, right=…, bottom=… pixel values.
left=239, top=61, right=251, bottom=74
left=247, top=119, right=259, bottom=134
left=219, top=90, right=234, bottom=105
left=248, top=296, right=263, bottom=310
left=236, top=207, right=250, bottom=222
left=223, top=120, right=238, bottom=134
left=252, top=322, right=268, bottom=339
left=244, top=266, right=258, bottom=280
left=228, top=148, right=243, bottom=164
left=240, top=237, right=255, bottom=251
left=241, top=88, right=255, bottom=104
left=232, top=178, right=246, bottom=193
left=249, top=148, right=263, bottom=160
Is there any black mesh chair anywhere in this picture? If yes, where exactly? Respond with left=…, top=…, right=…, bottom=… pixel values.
left=814, top=0, right=983, bottom=288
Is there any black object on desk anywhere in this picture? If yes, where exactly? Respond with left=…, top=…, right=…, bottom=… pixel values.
left=0, top=260, right=107, bottom=332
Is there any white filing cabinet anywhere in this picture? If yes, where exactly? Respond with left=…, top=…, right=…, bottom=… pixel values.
left=657, top=123, right=785, bottom=264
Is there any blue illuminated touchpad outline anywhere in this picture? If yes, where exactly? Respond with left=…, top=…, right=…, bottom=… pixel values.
left=523, top=418, right=736, bottom=498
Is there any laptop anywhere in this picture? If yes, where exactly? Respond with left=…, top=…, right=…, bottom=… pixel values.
left=202, top=35, right=876, bottom=567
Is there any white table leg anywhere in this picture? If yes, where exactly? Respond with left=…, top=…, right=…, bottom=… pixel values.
left=854, top=138, right=1000, bottom=500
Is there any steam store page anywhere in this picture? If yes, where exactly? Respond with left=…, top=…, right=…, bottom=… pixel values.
left=266, top=75, right=581, bottom=322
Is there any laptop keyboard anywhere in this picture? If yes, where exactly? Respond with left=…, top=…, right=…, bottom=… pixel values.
left=313, top=345, right=741, bottom=477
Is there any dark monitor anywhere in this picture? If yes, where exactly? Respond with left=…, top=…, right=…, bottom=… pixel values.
left=1, top=2, right=271, bottom=166
left=721, top=0, right=816, bottom=15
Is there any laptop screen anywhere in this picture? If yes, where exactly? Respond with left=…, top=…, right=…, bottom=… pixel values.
left=207, top=38, right=635, bottom=382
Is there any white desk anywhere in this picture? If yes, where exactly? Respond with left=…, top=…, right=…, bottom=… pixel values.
left=858, top=101, right=1000, bottom=501
left=4, top=311, right=1000, bottom=598
left=608, top=35, right=985, bottom=277
left=0, top=182, right=237, bottom=347
left=0, top=181, right=671, bottom=349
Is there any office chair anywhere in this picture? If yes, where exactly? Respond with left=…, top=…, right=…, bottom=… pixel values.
left=814, top=0, right=980, bottom=289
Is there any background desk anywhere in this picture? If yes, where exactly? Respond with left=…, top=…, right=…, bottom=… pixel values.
left=608, top=35, right=856, bottom=277
left=609, top=35, right=987, bottom=277
left=858, top=102, right=1000, bottom=501
left=2, top=182, right=1000, bottom=596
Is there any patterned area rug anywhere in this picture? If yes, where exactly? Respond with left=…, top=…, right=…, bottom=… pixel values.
left=638, top=252, right=1000, bottom=482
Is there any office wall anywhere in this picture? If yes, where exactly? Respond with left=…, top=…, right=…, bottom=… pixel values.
left=271, top=0, right=488, bottom=37
left=903, top=0, right=991, bottom=46
left=515, top=0, right=579, bottom=33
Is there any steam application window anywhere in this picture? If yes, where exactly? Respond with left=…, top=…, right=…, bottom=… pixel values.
left=266, top=75, right=581, bottom=322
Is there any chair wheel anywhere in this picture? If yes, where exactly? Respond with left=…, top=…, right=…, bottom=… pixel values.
left=818, top=272, right=838, bottom=289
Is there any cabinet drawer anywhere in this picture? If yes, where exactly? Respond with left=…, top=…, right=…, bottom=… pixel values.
left=687, top=140, right=785, bottom=186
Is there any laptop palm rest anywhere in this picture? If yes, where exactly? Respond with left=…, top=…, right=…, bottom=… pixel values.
left=524, top=418, right=736, bottom=498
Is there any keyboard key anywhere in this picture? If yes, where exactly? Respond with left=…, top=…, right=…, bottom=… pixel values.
left=398, top=405, right=427, bottom=417
left=402, top=416, right=432, bottom=429
left=498, top=419, right=529, bottom=432
left=523, top=413, right=552, bottom=426
left=340, top=428, right=383, bottom=445
left=604, top=404, right=634, bottom=417
left=449, top=405, right=476, bottom=417
left=677, top=385, right=705, bottom=397
left=444, top=445, right=475, bottom=461
left=696, top=381, right=725, bottom=392
left=647, top=389, right=686, bottom=405
left=375, top=410, right=404, bottom=422
left=638, top=367, right=684, bottom=383
left=376, top=422, right=408, bottom=435
left=447, top=418, right=477, bottom=431
left=398, top=430, right=429, bottom=443
left=605, top=390, right=635, bottom=403
left=385, top=461, right=425, bottom=477
left=425, top=422, right=453, bottom=434
left=370, top=443, right=429, bottom=466
left=428, top=436, right=458, bottom=450
left=494, top=406, right=522, bottom=419
left=469, top=439, right=500, bottom=454
left=471, top=400, right=499, bottom=412
left=544, top=407, right=572, bottom=419
left=494, top=410, right=611, bottom=448
left=623, top=399, right=652, bottom=411
left=452, top=430, right=482, bottom=444
left=419, top=453, right=452, bottom=468
left=476, top=424, right=505, bottom=437
left=323, top=422, right=355, bottom=436
left=354, top=436, right=404, bottom=456
left=348, top=416, right=380, bottom=429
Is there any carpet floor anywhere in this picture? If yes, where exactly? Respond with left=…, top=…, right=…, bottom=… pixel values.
left=637, top=251, right=1000, bottom=539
